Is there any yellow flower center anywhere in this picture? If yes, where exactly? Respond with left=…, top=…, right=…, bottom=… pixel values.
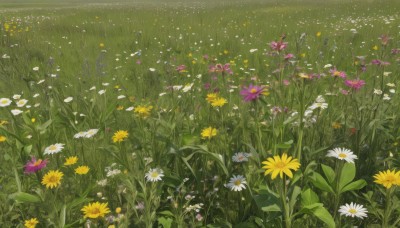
left=348, top=208, right=357, bottom=214
left=275, top=161, right=286, bottom=169
left=333, top=71, right=341, bottom=76
left=48, top=145, right=57, bottom=151
left=151, top=172, right=159, bottom=178
left=49, top=176, right=58, bottom=182
left=234, top=180, right=241, bottom=186
left=338, top=153, right=347, bottom=158
left=1, top=100, right=8, bottom=104
left=250, top=88, right=257, bottom=94
left=90, top=208, right=100, bottom=215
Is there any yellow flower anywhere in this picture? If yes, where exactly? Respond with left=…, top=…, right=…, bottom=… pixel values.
left=316, top=32, right=321, bottom=37
left=112, top=130, right=129, bottom=143
left=0, top=135, right=6, bottom=142
left=211, top=97, right=227, bottom=107
left=64, top=156, right=78, bottom=166
left=24, top=218, right=39, bottom=228
left=206, top=93, right=218, bottom=103
left=300, top=53, right=306, bottom=58
left=81, top=202, right=111, bottom=219
left=116, top=105, right=124, bottom=110
left=75, top=166, right=90, bottom=175
left=108, top=225, right=116, bottom=228
left=223, top=50, right=229, bottom=55
left=372, top=45, right=378, bottom=51
left=0, top=120, right=8, bottom=126
left=374, top=170, right=400, bottom=189
left=115, top=207, right=122, bottom=214
left=134, top=105, right=153, bottom=118
left=99, top=43, right=105, bottom=48
left=201, top=127, right=217, bottom=139
left=332, top=122, right=342, bottom=129
left=41, top=170, right=63, bottom=189
left=262, top=153, right=301, bottom=180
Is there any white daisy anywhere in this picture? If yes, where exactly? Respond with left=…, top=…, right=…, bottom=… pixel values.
left=326, top=147, right=358, bottom=163
left=126, top=106, right=134, bottom=111
left=64, top=97, right=73, bottom=103
left=0, top=98, right=12, bottom=107
left=145, top=168, right=164, bottom=182
left=232, top=152, right=251, bottom=163
left=85, top=129, right=99, bottom=138
left=16, top=99, right=28, bottom=107
left=226, top=175, right=247, bottom=192
left=44, top=143, right=65, bottom=155
left=74, top=131, right=87, bottom=139
left=13, top=94, right=21, bottom=100
left=11, top=109, right=23, bottom=116
left=98, top=90, right=106, bottom=95
left=338, top=202, right=368, bottom=219
left=117, top=95, right=126, bottom=99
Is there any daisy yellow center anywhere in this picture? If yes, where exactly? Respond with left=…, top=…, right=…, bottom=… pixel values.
left=48, top=145, right=57, bottom=151
left=49, top=175, right=58, bottom=182
left=151, top=172, right=159, bottom=178
left=90, top=208, right=101, bottom=215
left=1, top=100, right=8, bottom=104
left=234, top=180, right=241, bottom=186
left=348, top=208, right=357, bottom=214
left=250, top=88, right=257, bottom=93
left=333, top=71, right=341, bottom=76
left=33, top=159, right=42, bottom=167
left=338, top=153, right=347, bottom=158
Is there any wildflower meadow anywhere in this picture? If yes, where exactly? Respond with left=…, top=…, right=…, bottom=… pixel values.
left=1, top=0, right=400, bottom=227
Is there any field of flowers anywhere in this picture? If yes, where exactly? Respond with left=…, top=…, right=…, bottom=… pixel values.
left=1, top=0, right=400, bottom=227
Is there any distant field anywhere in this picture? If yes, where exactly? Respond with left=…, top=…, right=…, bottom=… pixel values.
left=1, top=0, right=400, bottom=227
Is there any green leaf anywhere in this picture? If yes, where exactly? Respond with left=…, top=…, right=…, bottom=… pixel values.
left=321, top=164, right=335, bottom=184
left=301, top=188, right=320, bottom=206
left=59, top=204, right=66, bottom=228
left=9, top=192, right=41, bottom=203
left=339, top=163, right=355, bottom=191
left=289, top=186, right=301, bottom=213
left=310, top=172, right=334, bottom=193
left=340, top=179, right=367, bottom=193
left=253, top=186, right=281, bottom=212
left=262, top=204, right=281, bottom=212
left=157, top=217, right=173, bottom=228
left=310, top=206, right=335, bottom=228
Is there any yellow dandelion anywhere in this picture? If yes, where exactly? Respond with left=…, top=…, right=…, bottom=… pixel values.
left=262, top=153, right=301, bottom=180
left=211, top=97, right=227, bottom=107
left=316, top=31, right=321, bottom=37
left=112, top=130, right=129, bottom=143
left=64, top=156, right=78, bottom=166
left=41, top=170, right=63, bottom=189
left=81, top=202, right=111, bottom=219
left=332, top=122, right=342, bottom=129
left=374, top=170, right=400, bottom=189
left=134, top=105, right=153, bottom=118
left=115, top=207, right=122, bottom=214
left=99, top=43, right=105, bottom=48
left=372, top=45, right=378, bottom=51
left=201, top=127, right=217, bottom=139
left=0, top=135, right=6, bottom=142
left=24, top=218, right=39, bottom=228
left=75, top=166, right=90, bottom=175
left=206, top=93, right=218, bottom=103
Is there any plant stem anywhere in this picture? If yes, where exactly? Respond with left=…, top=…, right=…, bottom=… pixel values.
left=280, top=177, right=291, bottom=228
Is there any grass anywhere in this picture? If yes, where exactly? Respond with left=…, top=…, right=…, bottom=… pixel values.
left=1, top=0, right=400, bottom=227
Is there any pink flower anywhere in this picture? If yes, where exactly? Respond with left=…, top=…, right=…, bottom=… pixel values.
left=371, top=59, right=390, bottom=66
left=270, top=41, right=287, bottom=52
left=209, top=63, right=233, bottom=75
left=345, top=79, right=365, bottom=90
left=240, top=84, right=264, bottom=102
left=391, top=49, right=400, bottom=55
left=176, top=65, right=187, bottom=73
left=284, top=53, right=294, bottom=60
left=379, top=34, right=392, bottom=46
left=24, top=156, right=48, bottom=174
left=329, top=68, right=347, bottom=78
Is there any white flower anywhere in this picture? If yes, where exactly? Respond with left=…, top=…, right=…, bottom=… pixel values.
left=117, top=95, right=126, bottom=99
left=74, top=131, right=87, bottom=138
left=85, top=129, right=99, bottom=138
left=11, top=109, right=23, bottom=116
left=33, top=93, right=40, bottom=98
left=126, top=106, right=134, bottom=111
left=13, top=94, right=21, bottom=100
left=309, top=95, right=328, bottom=110
left=98, top=90, right=106, bottom=95
left=249, top=48, right=258, bottom=53
left=326, top=147, right=357, bottom=163
left=374, top=89, right=383, bottom=95
left=15, top=99, right=28, bottom=107
left=383, top=72, right=392, bottom=77
left=226, top=175, right=247, bottom=192
left=64, top=97, right=73, bottom=103
left=97, top=179, right=108, bottom=186
left=102, top=82, right=110, bottom=86
left=32, top=66, right=39, bottom=71
left=389, top=89, right=395, bottom=94
left=44, top=143, right=65, bottom=155
left=0, top=98, right=12, bottom=107
left=386, top=83, right=395, bottom=87
left=90, top=86, right=96, bottom=90
left=323, top=64, right=332, bottom=68
left=182, top=83, right=194, bottom=92
left=145, top=168, right=164, bottom=182
left=232, top=152, right=251, bottom=163
left=149, top=68, right=156, bottom=72
left=383, top=94, right=391, bottom=100
left=338, top=202, right=368, bottom=219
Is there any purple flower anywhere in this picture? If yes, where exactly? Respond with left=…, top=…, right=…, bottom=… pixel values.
left=391, top=49, right=400, bottom=55
left=345, top=79, right=365, bottom=90
left=329, top=68, right=347, bottom=78
left=284, top=53, right=294, bottom=60
left=240, top=84, right=264, bottom=102
left=270, top=41, right=287, bottom=52
left=24, top=156, right=48, bottom=174
left=371, top=59, right=390, bottom=66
